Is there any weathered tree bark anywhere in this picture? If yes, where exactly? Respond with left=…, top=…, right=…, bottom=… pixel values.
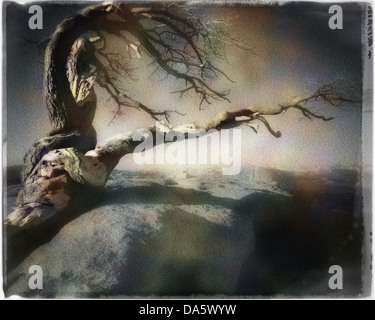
left=5, top=2, right=359, bottom=271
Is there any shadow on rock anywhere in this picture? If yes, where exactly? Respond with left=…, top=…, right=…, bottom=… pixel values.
left=103, top=183, right=238, bottom=208
left=5, top=177, right=363, bottom=297
left=5, top=186, right=105, bottom=274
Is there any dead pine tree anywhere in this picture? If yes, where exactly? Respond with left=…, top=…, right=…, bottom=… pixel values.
left=5, top=2, right=359, bottom=269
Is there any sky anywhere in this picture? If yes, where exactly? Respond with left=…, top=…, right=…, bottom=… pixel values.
left=3, top=1, right=368, bottom=173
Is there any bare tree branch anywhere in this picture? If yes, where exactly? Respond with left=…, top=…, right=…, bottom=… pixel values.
left=81, top=85, right=359, bottom=174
